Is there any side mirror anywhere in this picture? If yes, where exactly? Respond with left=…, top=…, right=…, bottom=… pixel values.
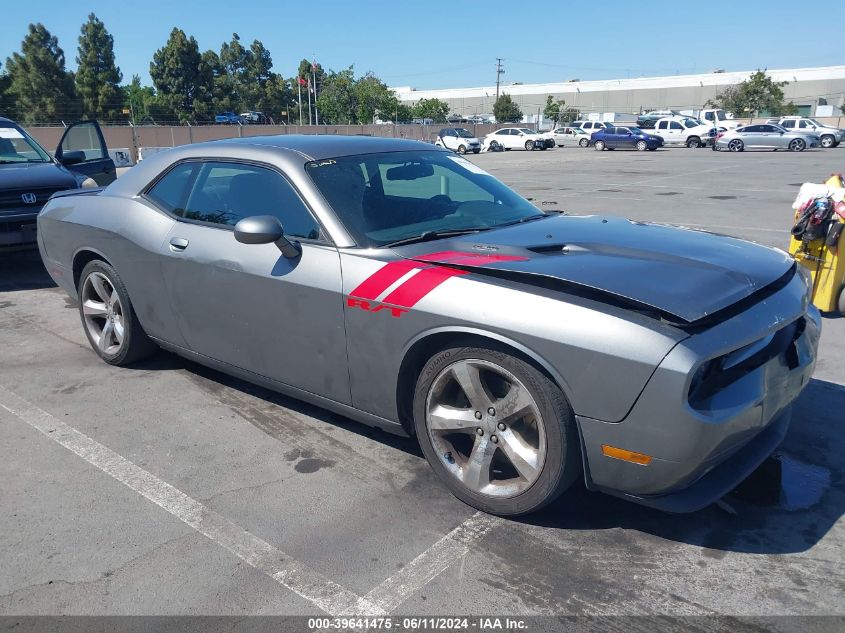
left=59, top=150, right=86, bottom=166
left=234, top=215, right=301, bottom=258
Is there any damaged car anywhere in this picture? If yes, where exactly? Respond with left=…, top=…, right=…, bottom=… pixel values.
left=37, top=136, right=820, bottom=516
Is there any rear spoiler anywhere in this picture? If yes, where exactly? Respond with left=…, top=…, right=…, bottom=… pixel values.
left=49, top=187, right=105, bottom=200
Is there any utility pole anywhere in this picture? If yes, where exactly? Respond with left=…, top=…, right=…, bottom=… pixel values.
left=495, top=58, right=505, bottom=102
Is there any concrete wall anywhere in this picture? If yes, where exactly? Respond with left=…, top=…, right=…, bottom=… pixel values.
left=26, top=118, right=845, bottom=165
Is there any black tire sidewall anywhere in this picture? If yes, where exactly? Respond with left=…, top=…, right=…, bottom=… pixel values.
left=413, top=344, right=579, bottom=516
left=77, top=260, right=153, bottom=366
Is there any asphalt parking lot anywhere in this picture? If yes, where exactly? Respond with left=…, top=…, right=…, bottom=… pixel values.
left=1, top=145, right=843, bottom=626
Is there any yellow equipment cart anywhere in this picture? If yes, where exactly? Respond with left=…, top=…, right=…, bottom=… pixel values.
left=788, top=174, right=845, bottom=315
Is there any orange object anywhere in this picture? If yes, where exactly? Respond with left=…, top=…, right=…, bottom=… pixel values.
left=601, top=444, right=652, bottom=465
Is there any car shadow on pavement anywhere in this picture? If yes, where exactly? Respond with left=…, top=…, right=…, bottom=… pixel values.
left=133, top=346, right=844, bottom=555
left=525, top=378, right=844, bottom=555
left=0, top=249, right=56, bottom=292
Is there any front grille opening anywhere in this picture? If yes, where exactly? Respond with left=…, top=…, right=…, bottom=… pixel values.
left=688, top=317, right=806, bottom=408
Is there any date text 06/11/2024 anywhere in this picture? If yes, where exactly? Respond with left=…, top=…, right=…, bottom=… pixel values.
left=307, top=617, right=529, bottom=631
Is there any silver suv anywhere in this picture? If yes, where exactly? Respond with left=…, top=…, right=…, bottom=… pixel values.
left=768, top=117, right=844, bottom=148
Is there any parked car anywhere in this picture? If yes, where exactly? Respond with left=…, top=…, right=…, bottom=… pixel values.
left=1, top=117, right=115, bottom=248
left=766, top=117, right=844, bottom=148
left=571, top=120, right=609, bottom=135
left=215, top=112, right=243, bottom=124
left=543, top=126, right=591, bottom=147
left=714, top=124, right=819, bottom=152
left=484, top=127, right=546, bottom=151
left=653, top=117, right=714, bottom=148
left=37, top=136, right=820, bottom=516
left=435, top=128, right=482, bottom=154
left=636, top=110, right=681, bottom=129
left=589, top=127, right=664, bottom=151
left=240, top=111, right=266, bottom=124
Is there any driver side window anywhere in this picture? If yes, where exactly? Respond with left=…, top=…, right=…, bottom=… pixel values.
left=150, top=161, right=321, bottom=240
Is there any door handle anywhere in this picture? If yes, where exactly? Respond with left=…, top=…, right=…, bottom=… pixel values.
left=169, top=237, right=189, bottom=252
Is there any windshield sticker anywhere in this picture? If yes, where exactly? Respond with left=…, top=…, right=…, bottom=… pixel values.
left=446, top=155, right=492, bottom=176
left=0, top=128, right=25, bottom=139
left=307, top=159, right=336, bottom=168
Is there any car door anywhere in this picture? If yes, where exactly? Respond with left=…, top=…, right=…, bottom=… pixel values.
left=153, top=159, right=351, bottom=404
left=55, top=120, right=116, bottom=186
left=667, top=120, right=684, bottom=144
left=739, top=125, right=764, bottom=147
left=755, top=124, right=781, bottom=148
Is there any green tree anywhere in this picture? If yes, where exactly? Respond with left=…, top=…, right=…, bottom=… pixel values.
left=150, top=27, right=213, bottom=122
left=122, top=74, right=169, bottom=124
left=315, top=67, right=356, bottom=124
left=560, top=106, right=580, bottom=124
left=5, top=23, right=77, bottom=124
left=543, top=95, right=562, bottom=125
left=707, top=70, right=793, bottom=117
left=493, top=93, right=522, bottom=123
left=75, top=13, right=122, bottom=120
left=354, top=73, right=401, bottom=123
left=0, top=61, right=10, bottom=117
left=411, top=98, right=449, bottom=123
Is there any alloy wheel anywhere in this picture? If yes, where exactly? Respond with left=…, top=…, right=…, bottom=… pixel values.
left=81, top=271, right=125, bottom=355
left=425, top=359, right=547, bottom=498
left=728, top=139, right=743, bottom=152
left=821, top=136, right=834, bottom=148
left=636, top=140, right=647, bottom=151
left=579, top=138, right=588, bottom=147
left=789, top=138, right=806, bottom=152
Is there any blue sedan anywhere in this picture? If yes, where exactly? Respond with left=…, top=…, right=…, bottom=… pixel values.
left=589, top=126, right=664, bottom=151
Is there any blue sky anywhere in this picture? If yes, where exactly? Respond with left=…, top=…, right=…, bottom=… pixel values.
left=1, top=0, right=843, bottom=89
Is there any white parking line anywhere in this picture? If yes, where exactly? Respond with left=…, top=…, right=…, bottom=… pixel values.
left=358, top=511, right=500, bottom=614
left=0, top=384, right=383, bottom=616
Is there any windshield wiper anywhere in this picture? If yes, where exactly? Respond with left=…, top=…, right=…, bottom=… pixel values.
left=496, top=214, right=552, bottom=227
left=384, top=227, right=491, bottom=248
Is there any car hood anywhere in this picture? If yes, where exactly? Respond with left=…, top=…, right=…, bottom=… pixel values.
left=0, top=161, right=78, bottom=190
left=392, top=214, right=794, bottom=324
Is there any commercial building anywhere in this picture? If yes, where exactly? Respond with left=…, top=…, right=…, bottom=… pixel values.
left=393, top=65, right=845, bottom=121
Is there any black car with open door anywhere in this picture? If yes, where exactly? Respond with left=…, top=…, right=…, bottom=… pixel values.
left=0, top=118, right=115, bottom=248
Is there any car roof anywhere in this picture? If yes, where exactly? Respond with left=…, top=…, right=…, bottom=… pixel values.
left=212, top=134, right=437, bottom=160
left=0, top=116, right=22, bottom=127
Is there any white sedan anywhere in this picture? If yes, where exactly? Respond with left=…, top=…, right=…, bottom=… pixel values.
left=483, top=127, right=547, bottom=151
left=542, top=126, right=591, bottom=148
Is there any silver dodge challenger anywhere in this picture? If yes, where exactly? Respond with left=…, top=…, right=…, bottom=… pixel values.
left=37, top=136, right=821, bottom=516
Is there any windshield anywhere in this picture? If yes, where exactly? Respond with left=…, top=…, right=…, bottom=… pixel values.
left=518, top=128, right=535, bottom=134
left=627, top=127, right=646, bottom=135
left=806, top=119, right=823, bottom=127
left=681, top=118, right=700, bottom=127
left=306, top=150, right=542, bottom=248
left=715, top=111, right=728, bottom=121
left=0, top=125, right=52, bottom=163
left=455, top=128, right=474, bottom=138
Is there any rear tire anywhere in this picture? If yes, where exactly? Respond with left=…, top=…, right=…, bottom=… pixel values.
left=413, top=343, right=580, bottom=516
left=78, top=260, right=158, bottom=366
left=594, top=140, right=606, bottom=151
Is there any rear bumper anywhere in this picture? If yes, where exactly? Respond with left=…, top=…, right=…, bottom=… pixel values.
left=578, top=273, right=821, bottom=512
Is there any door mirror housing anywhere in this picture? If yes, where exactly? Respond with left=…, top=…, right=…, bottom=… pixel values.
left=234, top=215, right=301, bottom=258
left=59, top=150, right=86, bottom=166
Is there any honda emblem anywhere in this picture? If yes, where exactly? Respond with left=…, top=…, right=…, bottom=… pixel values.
left=21, top=193, right=37, bottom=204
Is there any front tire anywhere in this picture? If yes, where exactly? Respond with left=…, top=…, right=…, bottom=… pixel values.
left=820, top=135, right=835, bottom=149
left=789, top=138, right=806, bottom=152
left=413, top=343, right=580, bottom=516
left=728, top=139, right=744, bottom=152
left=686, top=137, right=701, bottom=148
left=525, top=140, right=535, bottom=151
left=78, top=260, right=158, bottom=366
left=635, top=140, right=647, bottom=151
left=579, top=138, right=589, bottom=147
left=457, top=144, right=467, bottom=155
left=594, top=140, right=606, bottom=151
